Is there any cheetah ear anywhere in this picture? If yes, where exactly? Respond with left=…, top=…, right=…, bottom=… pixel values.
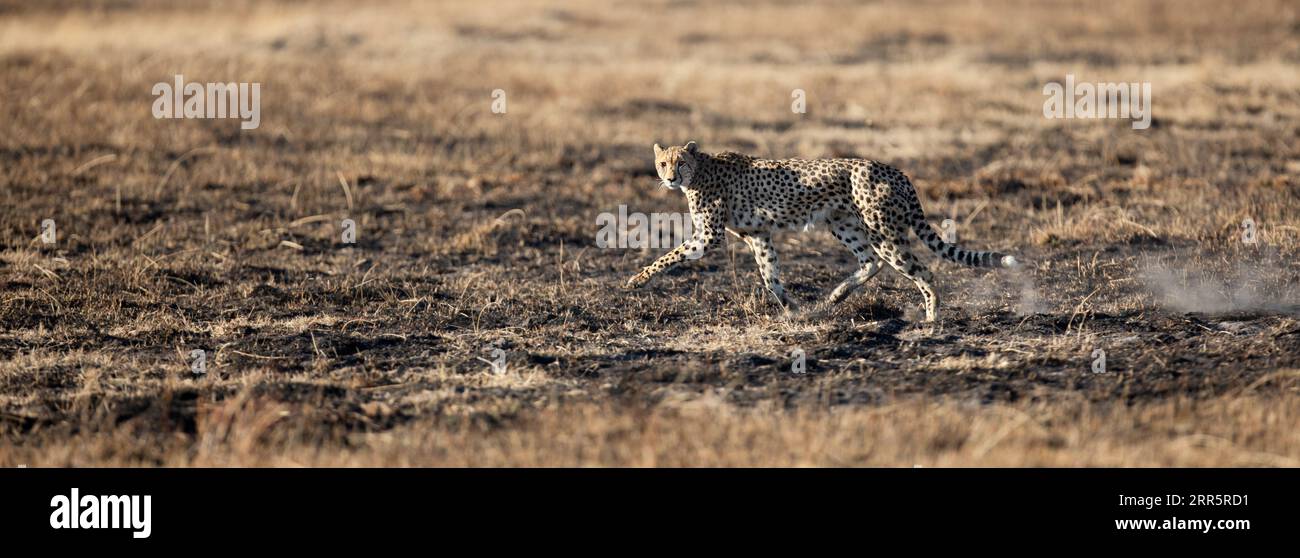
left=653, top=143, right=663, bottom=155
left=685, top=141, right=698, bottom=153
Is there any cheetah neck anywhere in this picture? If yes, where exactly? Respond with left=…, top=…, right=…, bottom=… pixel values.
left=693, top=151, right=750, bottom=190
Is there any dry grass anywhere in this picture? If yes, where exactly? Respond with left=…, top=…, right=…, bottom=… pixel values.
left=1, top=0, right=1298, bottom=466
left=7, top=391, right=1300, bottom=467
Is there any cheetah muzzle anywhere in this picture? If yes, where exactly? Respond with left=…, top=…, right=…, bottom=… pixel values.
left=626, top=140, right=1020, bottom=322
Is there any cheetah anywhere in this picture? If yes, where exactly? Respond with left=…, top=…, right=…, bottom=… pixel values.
left=624, top=141, right=1019, bottom=322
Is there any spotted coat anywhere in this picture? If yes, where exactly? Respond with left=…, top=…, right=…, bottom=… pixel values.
left=626, top=141, right=1018, bottom=322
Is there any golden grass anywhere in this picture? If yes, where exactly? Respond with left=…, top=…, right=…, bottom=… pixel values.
left=5, top=389, right=1299, bottom=467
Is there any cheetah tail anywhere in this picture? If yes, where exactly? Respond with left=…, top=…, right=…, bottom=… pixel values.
left=912, top=215, right=1019, bottom=269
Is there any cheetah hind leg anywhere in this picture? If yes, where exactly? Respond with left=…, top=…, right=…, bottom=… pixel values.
left=871, top=233, right=939, bottom=323
left=824, top=215, right=885, bottom=307
left=826, top=260, right=883, bottom=306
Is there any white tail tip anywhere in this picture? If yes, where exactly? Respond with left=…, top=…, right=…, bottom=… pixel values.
left=1001, top=255, right=1020, bottom=269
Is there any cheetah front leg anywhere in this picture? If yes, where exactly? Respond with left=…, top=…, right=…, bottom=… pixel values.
left=625, top=223, right=720, bottom=289
left=743, top=233, right=797, bottom=313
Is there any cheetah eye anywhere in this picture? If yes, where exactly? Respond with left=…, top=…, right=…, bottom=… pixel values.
left=659, top=162, right=666, bottom=168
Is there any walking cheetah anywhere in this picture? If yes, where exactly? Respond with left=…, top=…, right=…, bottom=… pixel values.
left=624, top=141, right=1019, bottom=322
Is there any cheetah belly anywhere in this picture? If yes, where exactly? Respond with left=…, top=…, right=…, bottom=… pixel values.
left=737, top=203, right=834, bottom=232
left=759, top=201, right=832, bottom=230
left=792, top=206, right=832, bottom=232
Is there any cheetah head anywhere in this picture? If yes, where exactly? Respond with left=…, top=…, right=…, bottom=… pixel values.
left=653, top=141, right=700, bottom=191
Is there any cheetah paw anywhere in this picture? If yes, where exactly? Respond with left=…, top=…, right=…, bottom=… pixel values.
left=624, top=272, right=650, bottom=289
